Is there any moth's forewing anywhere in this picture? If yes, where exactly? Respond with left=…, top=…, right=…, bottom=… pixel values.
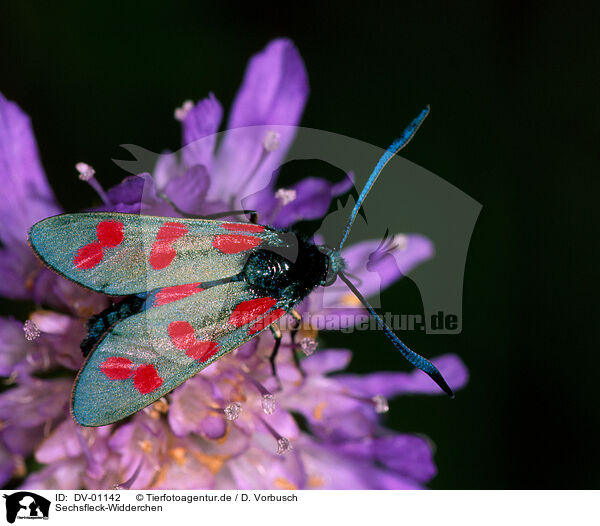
left=28, top=212, right=284, bottom=295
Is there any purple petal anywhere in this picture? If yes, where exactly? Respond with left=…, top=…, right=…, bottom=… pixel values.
left=100, top=173, right=175, bottom=216
left=0, top=248, right=32, bottom=298
left=163, top=165, right=210, bottom=215
left=35, top=420, right=81, bottom=463
left=0, top=314, right=85, bottom=377
left=324, top=235, right=434, bottom=308
left=1, top=424, right=43, bottom=456
left=212, top=39, right=309, bottom=201
left=108, top=415, right=169, bottom=489
left=318, top=409, right=377, bottom=442
left=0, top=379, right=70, bottom=428
left=152, top=151, right=180, bottom=191
left=182, top=93, right=223, bottom=171
left=0, top=92, right=61, bottom=247
left=30, top=270, right=107, bottom=323
left=298, top=439, right=422, bottom=489
left=301, top=349, right=352, bottom=375
left=234, top=339, right=258, bottom=359
left=105, top=174, right=145, bottom=206
left=21, top=458, right=85, bottom=489
left=374, top=435, right=437, bottom=482
left=311, top=235, right=434, bottom=327
left=259, top=406, right=300, bottom=440
left=227, top=445, right=305, bottom=490
left=0, top=317, right=32, bottom=376
left=198, top=414, right=227, bottom=440
left=227, top=39, right=308, bottom=130
left=168, top=376, right=221, bottom=437
left=330, top=434, right=436, bottom=483
left=337, top=353, right=469, bottom=397
left=154, top=438, right=216, bottom=490
left=283, top=378, right=379, bottom=442
left=272, top=176, right=353, bottom=229
left=33, top=419, right=111, bottom=471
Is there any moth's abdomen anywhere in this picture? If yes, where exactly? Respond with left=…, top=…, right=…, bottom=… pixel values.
left=80, top=295, right=146, bottom=356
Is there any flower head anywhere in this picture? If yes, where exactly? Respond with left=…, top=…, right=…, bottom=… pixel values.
left=0, top=39, right=467, bottom=489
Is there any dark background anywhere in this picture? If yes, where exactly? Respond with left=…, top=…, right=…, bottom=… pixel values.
left=1, top=1, right=597, bottom=488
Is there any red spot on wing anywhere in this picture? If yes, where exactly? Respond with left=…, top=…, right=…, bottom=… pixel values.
left=149, top=222, right=189, bottom=270
left=74, top=242, right=104, bottom=269
left=229, top=297, right=277, bottom=327
left=185, top=340, right=220, bottom=362
left=153, top=283, right=204, bottom=306
left=74, top=220, right=125, bottom=269
left=248, top=308, right=286, bottom=335
left=212, top=234, right=261, bottom=254
left=100, top=357, right=134, bottom=380
left=96, top=221, right=124, bottom=247
left=222, top=223, right=265, bottom=233
left=168, top=321, right=197, bottom=349
left=148, top=243, right=177, bottom=270
left=100, top=356, right=163, bottom=394
left=156, top=222, right=188, bottom=241
left=168, top=321, right=220, bottom=362
left=133, top=364, right=163, bottom=394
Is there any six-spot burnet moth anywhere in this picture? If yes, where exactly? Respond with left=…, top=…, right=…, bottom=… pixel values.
left=28, top=106, right=453, bottom=427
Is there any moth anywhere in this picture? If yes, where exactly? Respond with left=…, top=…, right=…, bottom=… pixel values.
left=28, top=107, right=452, bottom=427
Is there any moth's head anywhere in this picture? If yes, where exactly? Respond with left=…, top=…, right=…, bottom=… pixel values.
left=317, top=246, right=345, bottom=287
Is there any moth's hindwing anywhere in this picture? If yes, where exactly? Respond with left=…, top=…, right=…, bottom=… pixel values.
left=28, top=212, right=284, bottom=295
left=71, top=280, right=288, bottom=426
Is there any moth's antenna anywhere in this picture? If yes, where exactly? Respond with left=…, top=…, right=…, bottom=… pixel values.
left=338, top=271, right=454, bottom=397
left=337, top=106, right=430, bottom=250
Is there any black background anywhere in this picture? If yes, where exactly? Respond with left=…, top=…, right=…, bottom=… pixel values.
left=1, top=1, right=598, bottom=488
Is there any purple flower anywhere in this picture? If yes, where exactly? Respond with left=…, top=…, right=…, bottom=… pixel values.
left=0, top=38, right=468, bottom=489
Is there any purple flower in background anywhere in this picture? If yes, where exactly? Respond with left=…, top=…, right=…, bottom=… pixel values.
left=0, top=38, right=468, bottom=489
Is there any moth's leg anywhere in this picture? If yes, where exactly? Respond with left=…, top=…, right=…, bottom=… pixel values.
left=158, top=192, right=257, bottom=222
left=289, top=309, right=306, bottom=378
left=268, top=324, right=283, bottom=388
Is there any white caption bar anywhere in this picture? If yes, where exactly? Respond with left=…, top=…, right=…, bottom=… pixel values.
left=2, top=490, right=597, bottom=526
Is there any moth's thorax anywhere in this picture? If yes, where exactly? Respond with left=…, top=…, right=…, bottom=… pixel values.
left=241, top=235, right=329, bottom=306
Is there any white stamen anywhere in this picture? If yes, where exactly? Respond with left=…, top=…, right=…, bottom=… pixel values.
left=372, top=394, right=389, bottom=414
left=275, top=188, right=296, bottom=206
left=174, top=100, right=194, bottom=122
left=76, top=163, right=110, bottom=205
left=276, top=437, right=293, bottom=455
left=75, top=162, right=96, bottom=181
left=23, top=320, right=40, bottom=341
left=392, top=234, right=408, bottom=251
left=263, top=130, right=281, bottom=152
left=299, top=337, right=318, bottom=356
left=223, top=402, right=242, bottom=421
left=261, top=394, right=276, bottom=415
